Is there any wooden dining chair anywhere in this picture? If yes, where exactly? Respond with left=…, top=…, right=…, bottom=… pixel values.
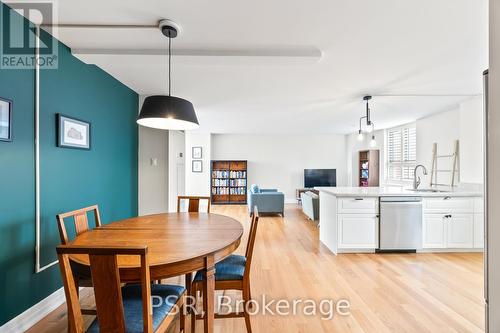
left=176, top=196, right=211, bottom=325
left=176, top=196, right=211, bottom=213
left=56, top=205, right=102, bottom=316
left=191, top=207, right=260, bottom=333
left=56, top=244, right=186, bottom=333
left=57, top=205, right=102, bottom=245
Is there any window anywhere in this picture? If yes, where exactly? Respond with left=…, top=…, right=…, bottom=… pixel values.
left=386, top=124, right=416, bottom=183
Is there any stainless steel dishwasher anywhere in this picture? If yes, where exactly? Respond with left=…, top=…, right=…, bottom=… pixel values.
left=378, top=196, right=422, bottom=252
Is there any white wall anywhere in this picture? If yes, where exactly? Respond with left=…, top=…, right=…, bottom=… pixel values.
left=168, top=131, right=185, bottom=212
left=460, top=96, right=484, bottom=183
left=138, top=96, right=169, bottom=215
left=345, top=130, right=385, bottom=186
left=415, top=98, right=484, bottom=186
left=416, top=109, right=461, bottom=185
left=211, top=134, right=347, bottom=202
left=185, top=131, right=211, bottom=196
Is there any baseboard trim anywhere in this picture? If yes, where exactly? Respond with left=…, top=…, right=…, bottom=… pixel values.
left=0, top=287, right=66, bottom=333
left=418, top=248, right=484, bottom=253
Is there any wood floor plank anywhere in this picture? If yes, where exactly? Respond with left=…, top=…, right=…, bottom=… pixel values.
left=26, top=204, right=484, bottom=333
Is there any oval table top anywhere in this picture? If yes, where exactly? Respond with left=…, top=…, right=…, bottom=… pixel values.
left=68, top=212, right=244, bottom=280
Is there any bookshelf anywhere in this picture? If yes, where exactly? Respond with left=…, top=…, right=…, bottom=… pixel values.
left=211, top=160, right=248, bottom=204
left=359, top=150, right=380, bottom=187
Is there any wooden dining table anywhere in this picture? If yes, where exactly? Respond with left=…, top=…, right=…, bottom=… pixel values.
left=67, top=212, right=244, bottom=333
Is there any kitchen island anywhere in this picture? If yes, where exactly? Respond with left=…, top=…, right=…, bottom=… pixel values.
left=317, top=186, right=484, bottom=254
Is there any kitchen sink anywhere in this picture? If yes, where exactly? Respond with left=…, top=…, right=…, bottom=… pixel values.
left=407, top=188, right=449, bottom=193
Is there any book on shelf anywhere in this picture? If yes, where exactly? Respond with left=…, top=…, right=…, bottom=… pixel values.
left=229, top=170, right=246, bottom=179
left=230, top=179, right=246, bottom=187
left=212, top=170, right=229, bottom=178
left=212, top=178, right=229, bottom=186
left=212, top=187, right=229, bottom=195
left=230, top=187, right=246, bottom=195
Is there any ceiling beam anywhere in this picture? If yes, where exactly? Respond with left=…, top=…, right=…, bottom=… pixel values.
left=72, top=47, right=323, bottom=59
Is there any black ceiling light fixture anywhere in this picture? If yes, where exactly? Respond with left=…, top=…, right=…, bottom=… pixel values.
left=137, top=19, right=199, bottom=130
left=357, top=95, right=376, bottom=146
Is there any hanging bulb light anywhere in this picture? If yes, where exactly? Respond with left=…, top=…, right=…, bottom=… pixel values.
left=357, top=130, right=364, bottom=141
left=357, top=96, right=376, bottom=142
left=137, top=20, right=199, bottom=130
left=357, top=115, right=366, bottom=141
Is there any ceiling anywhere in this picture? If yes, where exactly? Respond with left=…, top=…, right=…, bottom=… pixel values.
left=39, top=0, right=488, bottom=133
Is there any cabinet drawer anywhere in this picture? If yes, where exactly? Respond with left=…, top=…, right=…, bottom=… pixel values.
left=422, top=197, right=474, bottom=213
left=337, top=197, right=378, bottom=214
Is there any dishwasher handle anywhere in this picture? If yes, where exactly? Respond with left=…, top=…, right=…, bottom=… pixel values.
left=380, top=201, right=423, bottom=206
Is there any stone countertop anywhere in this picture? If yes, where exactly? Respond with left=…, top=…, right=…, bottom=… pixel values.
left=315, top=185, right=483, bottom=198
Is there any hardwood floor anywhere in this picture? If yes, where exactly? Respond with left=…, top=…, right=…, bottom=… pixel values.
left=28, top=204, right=484, bottom=333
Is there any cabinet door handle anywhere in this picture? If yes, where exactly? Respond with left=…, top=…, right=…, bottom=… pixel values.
left=443, top=196, right=452, bottom=200
left=354, top=198, right=364, bottom=201
left=444, top=214, right=452, bottom=218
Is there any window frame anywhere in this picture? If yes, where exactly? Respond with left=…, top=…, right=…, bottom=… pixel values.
left=385, top=123, right=417, bottom=185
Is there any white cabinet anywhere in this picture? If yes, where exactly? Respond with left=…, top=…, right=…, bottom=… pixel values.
left=423, top=214, right=446, bottom=248
left=422, top=197, right=478, bottom=249
left=423, top=213, right=474, bottom=248
left=338, top=214, right=378, bottom=249
left=473, top=198, right=484, bottom=248
left=423, top=197, right=475, bottom=213
left=447, top=214, right=474, bottom=248
left=337, top=197, right=378, bottom=214
left=474, top=197, right=484, bottom=213
left=474, top=213, right=485, bottom=248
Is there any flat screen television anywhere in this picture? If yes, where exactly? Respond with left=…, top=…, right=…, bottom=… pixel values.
left=304, top=169, right=336, bottom=188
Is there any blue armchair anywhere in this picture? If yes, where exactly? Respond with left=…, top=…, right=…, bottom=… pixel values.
left=248, top=185, right=285, bottom=217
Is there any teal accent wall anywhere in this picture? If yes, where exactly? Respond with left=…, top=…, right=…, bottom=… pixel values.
left=0, top=3, right=138, bottom=325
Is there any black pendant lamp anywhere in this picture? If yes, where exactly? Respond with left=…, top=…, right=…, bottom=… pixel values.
left=137, top=20, right=199, bottom=130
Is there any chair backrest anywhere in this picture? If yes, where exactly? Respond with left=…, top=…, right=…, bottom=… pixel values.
left=177, top=196, right=211, bottom=213
left=57, top=205, right=102, bottom=244
left=244, top=207, right=260, bottom=280
left=56, top=245, right=153, bottom=333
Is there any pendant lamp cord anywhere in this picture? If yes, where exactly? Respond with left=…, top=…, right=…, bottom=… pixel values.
left=168, top=36, right=171, bottom=96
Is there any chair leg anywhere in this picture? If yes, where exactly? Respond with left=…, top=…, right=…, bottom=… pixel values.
left=185, top=273, right=192, bottom=311
left=242, top=287, right=252, bottom=333
left=190, top=284, right=197, bottom=333
left=69, top=274, right=80, bottom=332
left=247, top=285, right=254, bottom=309
left=180, top=304, right=185, bottom=333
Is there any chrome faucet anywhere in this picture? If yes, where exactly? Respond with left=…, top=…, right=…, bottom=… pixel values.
left=413, top=165, right=428, bottom=189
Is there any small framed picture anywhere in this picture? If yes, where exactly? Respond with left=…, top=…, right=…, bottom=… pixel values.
left=0, top=97, right=13, bottom=142
left=192, top=160, right=203, bottom=173
left=192, top=146, right=202, bottom=159
left=57, top=114, right=91, bottom=150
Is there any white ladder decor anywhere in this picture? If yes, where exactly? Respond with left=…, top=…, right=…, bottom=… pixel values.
left=429, top=140, right=460, bottom=187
